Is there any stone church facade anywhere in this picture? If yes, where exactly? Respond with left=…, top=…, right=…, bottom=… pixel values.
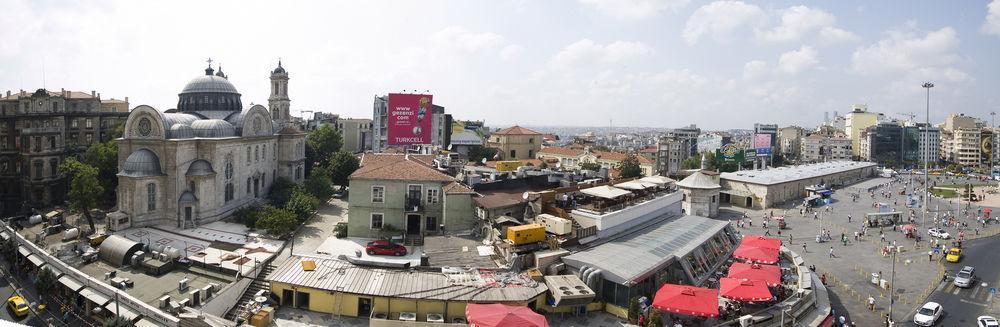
left=111, top=61, right=304, bottom=230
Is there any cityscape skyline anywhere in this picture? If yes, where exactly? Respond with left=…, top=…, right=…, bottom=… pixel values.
left=1, top=0, right=999, bottom=129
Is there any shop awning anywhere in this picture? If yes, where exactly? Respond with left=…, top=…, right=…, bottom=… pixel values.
left=614, top=180, right=657, bottom=190
left=59, top=275, right=85, bottom=292
left=0, top=231, right=9, bottom=241
left=26, top=254, right=46, bottom=268
left=640, top=175, right=676, bottom=186
left=741, top=235, right=782, bottom=250
left=466, top=303, right=548, bottom=327
left=79, top=288, right=111, bottom=306
left=133, top=318, right=159, bottom=327
left=651, top=284, right=719, bottom=318
left=726, top=263, right=781, bottom=287
left=732, top=244, right=780, bottom=265
left=720, top=277, right=773, bottom=302
left=580, top=185, right=631, bottom=199
left=17, top=245, right=30, bottom=257
left=104, top=302, right=141, bottom=322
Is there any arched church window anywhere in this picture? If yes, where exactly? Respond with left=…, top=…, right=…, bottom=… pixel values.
left=246, top=178, right=251, bottom=194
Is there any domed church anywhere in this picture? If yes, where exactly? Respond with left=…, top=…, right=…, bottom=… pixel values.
left=111, top=61, right=305, bottom=230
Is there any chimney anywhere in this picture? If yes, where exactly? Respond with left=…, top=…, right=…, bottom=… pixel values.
left=5, top=91, right=9, bottom=97
left=91, top=91, right=96, bottom=97
left=125, top=97, right=129, bottom=104
left=97, top=93, right=101, bottom=99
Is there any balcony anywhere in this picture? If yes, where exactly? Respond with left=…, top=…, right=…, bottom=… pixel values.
left=404, top=197, right=423, bottom=212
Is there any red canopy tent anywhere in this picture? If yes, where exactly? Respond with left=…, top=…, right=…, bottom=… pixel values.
left=901, top=224, right=915, bottom=230
left=466, top=303, right=548, bottom=327
left=651, top=284, right=719, bottom=318
left=732, top=244, right=780, bottom=264
left=741, top=235, right=782, bottom=249
left=726, top=262, right=782, bottom=287
left=719, top=278, right=773, bottom=302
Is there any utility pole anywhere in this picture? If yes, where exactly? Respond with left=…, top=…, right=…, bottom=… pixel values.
left=888, top=248, right=896, bottom=325
left=922, top=82, right=934, bottom=227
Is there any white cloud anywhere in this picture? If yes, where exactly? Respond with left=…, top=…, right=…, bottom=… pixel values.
left=579, top=0, right=690, bottom=19
left=499, top=44, right=524, bottom=62
left=983, top=0, right=1000, bottom=36
left=428, top=26, right=505, bottom=54
left=549, top=39, right=653, bottom=70
left=742, top=60, right=768, bottom=80
left=682, top=1, right=765, bottom=45
left=758, top=6, right=835, bottom=42
left=850, top=26, right=960, bottom=74
left=777, top=46, right=818, bottom=74
left=819, top=26, right=861, bottom=44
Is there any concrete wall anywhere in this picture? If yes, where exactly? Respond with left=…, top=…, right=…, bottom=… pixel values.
left=443, top=193, right=475, bottom=233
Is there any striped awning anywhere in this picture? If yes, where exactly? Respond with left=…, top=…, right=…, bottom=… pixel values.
left=58, top=275, right=85, bottom=292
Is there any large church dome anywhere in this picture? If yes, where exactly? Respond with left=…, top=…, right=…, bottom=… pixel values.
left=177, top=65, right=243, bottom=112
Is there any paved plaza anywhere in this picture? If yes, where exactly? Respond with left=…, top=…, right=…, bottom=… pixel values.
left=719, top=174, right=1000, bottom=326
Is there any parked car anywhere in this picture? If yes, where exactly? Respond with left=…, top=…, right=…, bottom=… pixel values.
left=913, top=302, right=942, bottom=326
left=6, top=295, right=29, bottom=318
left=928, top=228, right=951, bottom=239
left=978, top=316, right=999, bottom=327
left=366, top=240, right=407, bottom=256
left=946, top=247, right=963, bottom=262
left=954, top=266, right=975, bottom=288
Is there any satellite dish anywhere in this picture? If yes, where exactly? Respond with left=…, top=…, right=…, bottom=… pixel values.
left=481, top=158, right=487, bottom=164
left=523, top=192, right=530, bottom=200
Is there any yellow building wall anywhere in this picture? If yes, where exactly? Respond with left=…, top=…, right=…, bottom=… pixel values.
left=848, top=113, right=878, bottom=156
left=606, top=303, right=629, bottom=319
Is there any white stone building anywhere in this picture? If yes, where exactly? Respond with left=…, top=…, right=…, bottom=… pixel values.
left=112, top=62, right=305, bottom=230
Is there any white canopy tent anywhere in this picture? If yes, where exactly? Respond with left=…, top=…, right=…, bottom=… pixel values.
left=640, top=175, right=676, bottom=186
left=580, top=185, right=632, bottom=199
left=614, top=180, right=658, bottom=190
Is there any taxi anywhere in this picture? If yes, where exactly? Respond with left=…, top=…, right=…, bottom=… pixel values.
left=945, top=247, right=963, bottom=263
left=6, top=295, right=29, bottom=318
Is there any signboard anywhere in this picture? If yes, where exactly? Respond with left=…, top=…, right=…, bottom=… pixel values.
left=387, top=93, right=433, bottom=145
left=716, top=143, right=744, bottom=163
left=495, top=160, right=524, bottom=172
left=754, top=134, right=772, bottom=157
left=745, top=149, right=758, bottom=161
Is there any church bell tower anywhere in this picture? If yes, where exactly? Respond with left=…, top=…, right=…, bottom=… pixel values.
left=269, top=60, right=290, bottom=124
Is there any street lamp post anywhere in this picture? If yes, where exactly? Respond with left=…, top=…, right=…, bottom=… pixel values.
left=922, top=82, right=934, bottom=227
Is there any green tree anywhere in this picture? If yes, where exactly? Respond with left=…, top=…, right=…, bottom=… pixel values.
left=60, top=158, right=102, bottom=233
left=286, top=189, right=319, bottom=220
left=618, top=153, right=643, bottom=178
left=233, top=206, right=260, bottom=228
left=267, top=177, right=297, bottom=207
left=82, top=140, right=119, bottom=207
left=0, top=238, right=15, bottom=261
left=103, top=315, right=134, bottom=327
left=37, top=267, right=58, bottom=297
left=326, top=151, right=360, bottom=187
left=681, top=155, right=702, bottom=170
left=579, top=162, right=602, bottom=171
left=303, top=169, right=334, bottom=200
left=255, top=206, right=298, bottom=236
left=592, top=145, right=612, bottom=152
left=306, top=124, right=343, bottom=169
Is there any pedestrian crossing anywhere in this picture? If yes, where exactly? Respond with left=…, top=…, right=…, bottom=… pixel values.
left=938, top=281, right=994, bottom=304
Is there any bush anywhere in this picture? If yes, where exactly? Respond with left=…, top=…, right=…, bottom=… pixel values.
left=255, top=206, right=299, bottom=237
left=304, top=169, right=334, bottom=200
left=233, top=206, right=260, bottom=228
left=268, top=177, right=297, bottom=207
left=286, top=189, right=320, bottom=220
left=334, top=223, right=348, bottom=238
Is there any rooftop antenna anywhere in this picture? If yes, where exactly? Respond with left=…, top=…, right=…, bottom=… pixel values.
left=41, top=62, right=46, bottom=90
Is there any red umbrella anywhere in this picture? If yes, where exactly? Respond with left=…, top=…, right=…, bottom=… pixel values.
left=651, top=284, right=719, bottom=318
left=741, top=235, right=782, bottom=249
left=466, top=303, right=548, bottom=327
left=732, top=244, right=780, bottom=264
left=720, top=277, right=773, bottom=302
left=901, top=224, right=915, bottom=230
left=727, top=262, right=782, bottom=287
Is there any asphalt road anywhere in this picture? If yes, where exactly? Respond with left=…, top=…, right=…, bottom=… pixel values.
left=0, top=271, right=45, bottom=326
left=903, top=235, right=1000, bottom=326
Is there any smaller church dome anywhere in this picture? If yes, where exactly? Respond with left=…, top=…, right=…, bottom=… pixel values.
left=168, top=124, right=194, bottom=139
left=190, top=119, right=236, bottom=138
left=186, top=159, right=216, bottom=176
left=120, top=149, right=163, bottom=177
left=271, top=60, right=286, bottom=75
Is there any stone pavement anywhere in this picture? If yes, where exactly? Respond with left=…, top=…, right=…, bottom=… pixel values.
left=718, top=174, right=1000, bottom=326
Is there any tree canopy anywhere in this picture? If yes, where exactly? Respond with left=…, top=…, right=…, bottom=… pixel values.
left=579, top=162, right=602, bottom=171
left=267, top=177, right=297, bottom=207
left=60, top=158, right=102, bottom=232
left=618, top=153, right=643, bottom=178
left=306, top=124, right=343, bottom=169
left=255, top=206, right=298, bottom=236
left=286, top=189, right=320, bottom=220
left=326, top=151, right=360, bottom=186
left=304, top=169, right=334, bottom=199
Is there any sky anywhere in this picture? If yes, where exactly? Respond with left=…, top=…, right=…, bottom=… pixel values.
left=2, top=0, right=1000, bottom=130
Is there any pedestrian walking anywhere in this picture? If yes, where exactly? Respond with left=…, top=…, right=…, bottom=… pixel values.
left=788, top=234, right=793, bottom=244
left=802, top=243, right=807, bottom=253
left=928, top=250, right=933, bottom=261
left=848, top=214, right=852, bottom=223
left=829, top=247, right=835, bottom=258
left=868, top=296, right=876, bottom=310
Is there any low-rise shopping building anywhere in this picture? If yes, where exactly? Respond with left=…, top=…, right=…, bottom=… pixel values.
left=719, top=161, right=877, bottom=209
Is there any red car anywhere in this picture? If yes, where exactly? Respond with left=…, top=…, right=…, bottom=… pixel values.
left=366, top=240, right=407, bottom=256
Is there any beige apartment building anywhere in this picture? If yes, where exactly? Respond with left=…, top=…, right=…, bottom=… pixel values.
left=800, top=134, right=852, bottom=163
left=486, top=125, right=542, bottom=160
left=336, top=118, right=373, bottom=153
left=844, top=104, right=881, bottom=157
left=940, top=114, right=982, bottom=166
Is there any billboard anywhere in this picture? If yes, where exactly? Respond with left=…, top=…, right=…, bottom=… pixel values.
left=716, top=143, right=744, bottom=163
left=495, top=160, right=524, bottom=172
left=754, top=134, right=772, bottom=157
left=387, top=93, right=433, bottom=145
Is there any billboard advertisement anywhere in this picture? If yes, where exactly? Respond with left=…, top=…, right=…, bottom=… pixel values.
left=754, top=134, right=772, bottom=157
left=716, top=143, right=744, bottom=163
left=495, top=160, right=524, bottom=172
left=387, top=93, right=433, bottom=145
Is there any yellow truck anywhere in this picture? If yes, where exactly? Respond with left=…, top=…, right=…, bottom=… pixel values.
left=506, top=224, right=546, bottom=245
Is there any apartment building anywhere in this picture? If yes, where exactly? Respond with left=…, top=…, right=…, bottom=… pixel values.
left=485, top=125, right=542, bottom=160
left=654, top=137, right=684, bottom=176
left=844, top=105, right=881, bottom=157
left=799, top=134, right=852, bottom=163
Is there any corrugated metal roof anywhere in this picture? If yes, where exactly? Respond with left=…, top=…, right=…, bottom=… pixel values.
left=562, top=215, right=730, bottom=286
left=267, top=256, right=547, bottom=303
left=720, top=161, right=876, bottom=186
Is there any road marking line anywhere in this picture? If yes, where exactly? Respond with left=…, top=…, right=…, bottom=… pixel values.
left=972, top=285, right=982, bottom=298
left=952, top=287, right=961, bottom=295
left=960, top=298, right=988, bottom=307
left=936, top=282, right=946, bottom=292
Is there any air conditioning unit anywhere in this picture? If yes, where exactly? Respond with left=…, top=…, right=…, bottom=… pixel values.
left=398, top=312, right=416, bottom=321
left=427, top=313, right=444, bottom=323
left=178, top=278, right=189, bottom=292
left=158, top=295, right=171, bottom=309
left=372, top=313, right=388, bottom=319
left=452, top=317, right=468, bottom=324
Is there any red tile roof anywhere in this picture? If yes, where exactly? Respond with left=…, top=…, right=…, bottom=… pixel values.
left=443, top=181, right=475, bottom=194
left=493, top=125, right=542, bottom=135
left=351, top=154, right=455, bottom=182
